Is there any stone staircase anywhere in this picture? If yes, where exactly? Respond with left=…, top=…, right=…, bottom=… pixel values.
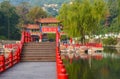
left=21, top=42, right=56, bottom=62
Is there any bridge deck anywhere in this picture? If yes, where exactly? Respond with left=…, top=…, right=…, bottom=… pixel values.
left=0, top=62, right=57, bottom=79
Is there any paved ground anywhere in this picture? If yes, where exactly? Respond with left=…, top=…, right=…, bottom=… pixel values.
left=0, top=62, right=57, bottom=79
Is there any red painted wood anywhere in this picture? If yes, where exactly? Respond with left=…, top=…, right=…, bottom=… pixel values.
left=42, top=27, right=58, bottom=33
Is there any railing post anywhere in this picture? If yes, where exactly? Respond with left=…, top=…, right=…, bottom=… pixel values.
left=0, top=55, right=5, bottom=72
left=23, top=31, right=25, bottom=43
left=9, top=52, right=13, bottom=67
left=27, top=32, right=28, bottom=43
left=24, top=32, right=27, bottom=43
left=56, top=47, right=69, bottom=79
left=17, top=47, right=20, bottom=63
left=58, top=68, right=68, bottom=79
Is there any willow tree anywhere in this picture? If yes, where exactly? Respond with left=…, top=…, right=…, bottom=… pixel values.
left=58, top=0, right=107, bottom=44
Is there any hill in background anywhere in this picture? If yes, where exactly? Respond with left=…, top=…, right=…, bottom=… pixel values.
left=0, top=0, right=70, bottom=16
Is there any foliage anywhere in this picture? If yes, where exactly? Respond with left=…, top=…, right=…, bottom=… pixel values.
left=0, top=1, right=20, bottom=40
left=104, top=47, right=117, bottom=54
left=16, top=2, right=31, bottom=25
left=90, top=0, right=120, bottom=35
left=0, top=0, right=70, bottom=16
left=16, top=3, right=47, bottom=26
left=103, top=0, right=120, bottom=34
left=102, top=37, right=117, bottom=45
left=47, top=34, right=56, bottom=40
left=26, top=6, right=47, bottom=23
left=107, top=0, right=119, bottom=23
left=58, top=0, right=107, bottom=44
left=61, top=35, right=67, bottom=40
left=0, top=36, right=7, bottom=40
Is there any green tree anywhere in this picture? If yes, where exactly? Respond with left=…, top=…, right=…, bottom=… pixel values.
left=26, top=6, right=47, bottom=23
left=112, top=0, right=120, bottom=33
left=16, top=2, right=31, bottom=25
left=103, top=0, right=120, bottom=34
left=108, top=0, right=119, bottom=21
left=0, top=1, right=20, bottom=40
left=58, top=0, right=107, bottom=44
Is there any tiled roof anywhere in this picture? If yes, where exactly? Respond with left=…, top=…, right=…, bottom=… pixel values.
left=36, top=17, right=60, bottom=23
left=25, top=24, right=40, bottom=29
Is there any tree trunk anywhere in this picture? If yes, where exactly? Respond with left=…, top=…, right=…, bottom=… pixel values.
left=81, top=36, right=85, bottom=45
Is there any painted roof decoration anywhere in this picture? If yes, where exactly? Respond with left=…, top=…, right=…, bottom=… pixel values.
left=25, top=24, right=39, bottom=29
left=36, top=17, right=60, bottom=23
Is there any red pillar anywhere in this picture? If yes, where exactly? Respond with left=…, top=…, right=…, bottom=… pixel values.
left=39, top=33, right=42, bottom=42
left=26, top=32, right=29, bottom=43
left=70, top=38, right=72, bottom=44
left=56, top=31, right=59, bottom=47
left=24, top=32, right=27, bottom=43
left=28, top=33, right=30, bottom=42
left=58, top=32, right=61, bottom=43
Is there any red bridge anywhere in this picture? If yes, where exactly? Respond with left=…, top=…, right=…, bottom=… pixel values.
left=0, top=18, right=68, bottom=79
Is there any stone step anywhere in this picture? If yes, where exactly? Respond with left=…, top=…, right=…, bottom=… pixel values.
left=24, top=42, right=56, bottom=44
left=22, top=50, right=55, bottom=52
left=23, top=47, right=55, bottom=50
left=22, top=51, right=55, bottom=54
left=21, top=42, right=56, bottom=62
left=21, top=59, right=56, bottom=62
left=22, top=49, right=55, bottom=51
left=23, top=45, right=56, bottom=47
left=24, top=44, right=56, bottom=46
left=21, top=56, right=56, bottom=62
left=22, top=50, right=55, bottom=53
left=23, top=45, right=56, bottom=48
left=21, top=53, right=56, bottom=56
left=22, top=52, right=55, bottom=54
left=21, top=55, right=55, bottom=57
left=24, top=47, right=56, bottom=49
left=24, top=42, right=56, bottom=45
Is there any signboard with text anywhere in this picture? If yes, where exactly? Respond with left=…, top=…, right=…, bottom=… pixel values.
left=42, top=27, right=58, bottom=33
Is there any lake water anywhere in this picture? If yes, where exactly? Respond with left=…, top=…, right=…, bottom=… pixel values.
left=63, top=47, right=120, bottom=79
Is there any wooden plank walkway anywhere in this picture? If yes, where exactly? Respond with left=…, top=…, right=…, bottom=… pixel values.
left=0, top=62, right=57, bottom=79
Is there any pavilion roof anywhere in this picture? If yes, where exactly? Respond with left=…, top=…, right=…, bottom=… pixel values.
left=35, top=17, right=60, bottom=23
left=25, top=24, right=39, bottom=29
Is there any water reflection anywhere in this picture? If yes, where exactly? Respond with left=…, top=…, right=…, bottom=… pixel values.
left=103, top=47, right=120, bottom=58
left=63, top=47, right=120, bottom=79
left=104, top=47, right=118, bottom=53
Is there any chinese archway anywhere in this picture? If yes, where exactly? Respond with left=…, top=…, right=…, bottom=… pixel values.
left=23, top=17, right=61, bottom=43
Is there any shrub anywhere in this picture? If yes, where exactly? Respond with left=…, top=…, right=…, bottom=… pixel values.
left=102, top=37, right=117, bottom=45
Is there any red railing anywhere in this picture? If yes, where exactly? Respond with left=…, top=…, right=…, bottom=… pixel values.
left=56, top=31, right=68, bottom=79
left=0, top=43, right=21, bottom=72
left=0, top=31, right=31, bottom=72
left=56, top=47, right=69, bottom=79
left=61, top=43, right=102, bottom=48
left=4, top=43, right=19, bottom=49
left=23, top=31, right=32, bottom=43
left=85, top=43, right=102, bottom=48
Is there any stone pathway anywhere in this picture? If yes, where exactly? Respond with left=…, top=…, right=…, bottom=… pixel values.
left=0, top=62, right=56, bottom=79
